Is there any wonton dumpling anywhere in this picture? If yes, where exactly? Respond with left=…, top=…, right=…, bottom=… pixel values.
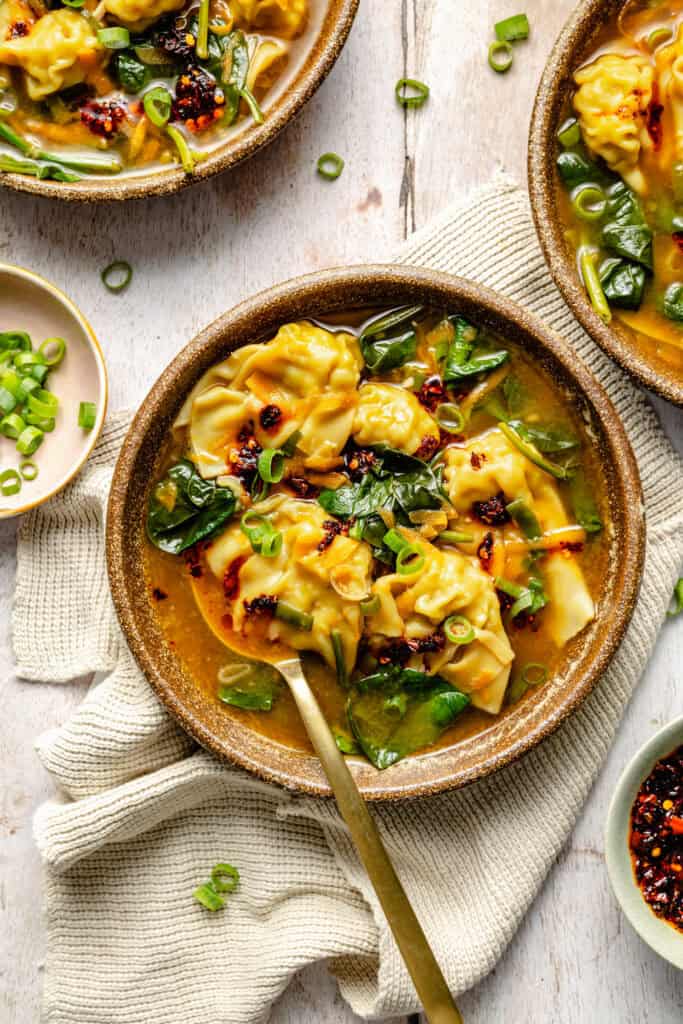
left=205, top=496, right=371, bottom=670
left=102, top=0, right=184, bottom=29
left=0, top=10, right=101, bottom=100
left=352, top=383, right=439, bottom=456
left=656, top=28, right=683, bottom=164
left=573, top=53, right=653, bottom=194
left=189, top=386, right=259, bottom=478
left=366, top=529, right=514, bottom=715
left=444, top=428, right=595, bottom=649
left=297, top=391, right=358, bottom=470
left=231, top=0, right=307, bottom=38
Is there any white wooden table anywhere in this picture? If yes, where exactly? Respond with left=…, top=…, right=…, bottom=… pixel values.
left=2, top=2, right=683, bottom=1021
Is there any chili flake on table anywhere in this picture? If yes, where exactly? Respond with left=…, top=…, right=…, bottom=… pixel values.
left=629, top=744, right=683, bottom=933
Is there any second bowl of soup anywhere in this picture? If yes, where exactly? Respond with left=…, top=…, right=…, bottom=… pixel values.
left=107, top=265, right=644, bottom=798
left=530, top=0, right=683, bottom=405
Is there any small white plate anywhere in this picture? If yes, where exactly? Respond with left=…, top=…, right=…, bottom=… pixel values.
left=605, top=715, right=683, bottom=970
left=0, top=264, right=107, bottom=517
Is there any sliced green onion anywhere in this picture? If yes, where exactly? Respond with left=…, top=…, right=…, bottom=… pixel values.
left=62, top=0, right=86, bottom=6
left=78, top=401, right=97, bottom=431
left=499, top=421, right=571, bottom=479
left=316, top=152, right=344, bottom=180
left=25, top=412, right=55, bottom=432
left=143, top=86, right=172, bottom=128
left=495, top=576, right=524, bottom=599
left=331, top=629, right=348, bottom=688
left=13, top=350, right=43, bottom=370
left=521, top=662, right=548, bottom=686
left=557, top=116, right=581, bottom=149
left=97, top=27, right=130, bottom=49
left=16, top=425, right=44, bottom=455
left=38, top=336, right=66, bottom=367
left=17, top=376, right=39, bottom=400
left=396, top=544, right=425, bottom=575
left=193, top=882, right=224, bottom=911
left=274, top=601, right=313, bottom=631
left=437, top=529, right=473, bottom=544
left=250, top=475, right=269, bottom=503
left=240, top=510, right=276, bottom=554
left=572, top=184, right=606, bottom=222
left=210, top=862, right=239, bottom=893
left=0, top=331, right=31, bottom=351
left=101, top=260, right=132, bottom=293
left=506, top=498, right=542, bottom=540
left=435, top=402, right=465, bottom=433
left=0, top=386, right=17, bottom=414
left=0, top=468, right=21, bottom=496
left=29, top=364, right=49, bottom=383
left=489, top=40, right=513, bottom=73
left=166, top=124, right=195, bottom=174
left=647, top=27, right=672, bottom=51
left=668, top=578, right=683, bottom=617
left=19, top=459, right=38, bottom=481
left=196, top=0, right=210, bottom=59
left=0, top=412, right=25, bottom=439
left=259, top=530, right=283, bottom=558
left=239, top=86, right=264, bottom=124
left=27, top=388, right=58, bottom=418
left=395, top=78, right=430, bottom=108
left=257, top=447, right=285, bottom=484
left=382, top=528, right=410, bottom=554
left=360, top=594, right=380, bottom=616
left=579, top=249, right=611, bottom=324
left=443, top=614, right=475, bottom=645
left=495, top=13, right=530, bottom=41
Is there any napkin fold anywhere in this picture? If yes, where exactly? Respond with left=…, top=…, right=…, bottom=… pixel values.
left=14, top=176, right=683, bottom=1023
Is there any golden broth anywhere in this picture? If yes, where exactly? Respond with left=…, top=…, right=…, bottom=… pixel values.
left=0, top=0, right=325, bottom=180
left=143, top=310, right=609, bottom=760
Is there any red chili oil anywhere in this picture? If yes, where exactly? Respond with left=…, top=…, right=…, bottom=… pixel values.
left=629, top=744, right=683, bottom=933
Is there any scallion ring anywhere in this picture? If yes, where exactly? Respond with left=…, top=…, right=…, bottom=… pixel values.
left=494, top=13, right=530, bottom=42
left=396, top=544, right=425, bottom=575
left=62, top=0, right=86, bottom=6
left=25, top=413, right=55, bottom=432
left=13, top=350, right=43, bottom=370
left=395, top=78, right=430, bottom=108
left=193, top=882, right=224, bottom=911
left=0, top=412, right=24, bottom=439
left=435, top=402, right=465, bottom=434
left=27, top=389, right=58, bottom=418
left=382, top=527, right=409, bottom=554
left=0, top=468, right=21, bottom=496
left=572, top=183, right=606, bottom=222
left=521, top=662, right=548, bottom=687
left=443, top=614, right=475, bottom=646
left=78, top=401, right=97, bottom=431
left=557, top=116, right=580, bottom=149
left=19, top=459, right=38, bottom=481
left=316, top=152, right=344, bottom=180
left=240, top=510, right=273, bottom=552
left=210, top=862, right=239, bottom=893
left=101, top=260, right=132, bottom=293
left=257, top=447, right=285, bottom=484
left=38, top=336, right=66, bottom=367
left=97, top=26, right=130, bottom=49
left=259, top=529, right=283, bottom=558
left=16, top=425, right=44, bottom=455
left=360, top=594, right=380, bottom=616
left=143, top=86, right=172, bottom=128
left=488, top=40, right=513, bottom=73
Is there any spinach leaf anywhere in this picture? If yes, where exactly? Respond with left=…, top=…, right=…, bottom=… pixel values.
left=147, top=459, right=238, bottom=554
left=318, top=446, right=445, bottom=535
left=444, top=347, right=509, bottom=383
left=359, top=305, right=422, bottom=374
left=502, top=374, right=526, bottom=415
left=663, top=282, right=683, bottom=322
left=599, top=257, right=646, bottom=310
left=601, top=182, right=653, bottom=270
left=347, top=667, right=470, bottom=770
left=569, top=469, right=602, bottom=534
left=218, top=665, right=282, bottom=712
left=509, top=420, right=579, bottom=453
left=112, top=51, right=150, bottom=93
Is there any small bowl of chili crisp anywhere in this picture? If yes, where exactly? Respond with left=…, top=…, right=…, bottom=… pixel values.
left=606, top=715, right=683, bottom=969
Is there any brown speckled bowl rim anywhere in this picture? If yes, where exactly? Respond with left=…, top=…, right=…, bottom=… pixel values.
left=528, top=0, right=683, bottom=407
left=0, top=0, right=358, bottom=203
left=106, top=264, right=645, bottom=800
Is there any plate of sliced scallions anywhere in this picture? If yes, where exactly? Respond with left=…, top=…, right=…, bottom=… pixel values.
left=0, top=264, right=107, bottom=517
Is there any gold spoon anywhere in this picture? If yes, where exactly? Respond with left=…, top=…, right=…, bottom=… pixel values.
left=192, top=584, right=463, bottom=1024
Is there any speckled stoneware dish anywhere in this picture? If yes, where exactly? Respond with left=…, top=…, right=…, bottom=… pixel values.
left=529, top=0, right=683, bottom=406
left=0, top=0, right=358, bottom=203
left=0, top=263, right=107, bottom=518
left=605, top=715, right=683, bottom=969
left=106, top=265, right=645, bottom=800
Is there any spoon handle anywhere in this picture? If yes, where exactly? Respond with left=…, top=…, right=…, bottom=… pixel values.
left=277, top=658, right=463, bottom=1024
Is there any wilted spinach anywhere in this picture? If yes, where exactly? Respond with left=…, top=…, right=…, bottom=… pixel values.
left=359, top=305, right=422, bottom=373
left=599, top=257, right=646, bottom=310
left=601, top=182, right=653, bottom=270
left=507, top=419, right=578, bottom=454
left=346, top=666, right=470, bottom=769
left=112, top=51, right=151, bottom=93
left=568, top=468, right=602, bottom=534
left=442, top=315, right=509, bottom=383
left=217, top=664, right=283, bottom=711
left=663, top=282, right=683, bottom=323
left=147, top=459, right=238, bottom=554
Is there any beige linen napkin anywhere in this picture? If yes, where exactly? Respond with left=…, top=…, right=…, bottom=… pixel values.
left=14, top=177, right=683, bottom=1023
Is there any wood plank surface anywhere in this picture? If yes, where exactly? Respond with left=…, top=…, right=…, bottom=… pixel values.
left=1, top=1, right=683, bottom=1021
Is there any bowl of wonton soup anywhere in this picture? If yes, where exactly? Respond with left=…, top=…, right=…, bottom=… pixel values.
left=0, top=0, right=358, bottom=201
left=107, top=265, right=644, bottom=799
left=530, top=0, right=683, bottom=405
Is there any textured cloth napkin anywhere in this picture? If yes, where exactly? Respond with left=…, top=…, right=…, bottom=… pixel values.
left=14, top=177, right=683, bottom=1023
